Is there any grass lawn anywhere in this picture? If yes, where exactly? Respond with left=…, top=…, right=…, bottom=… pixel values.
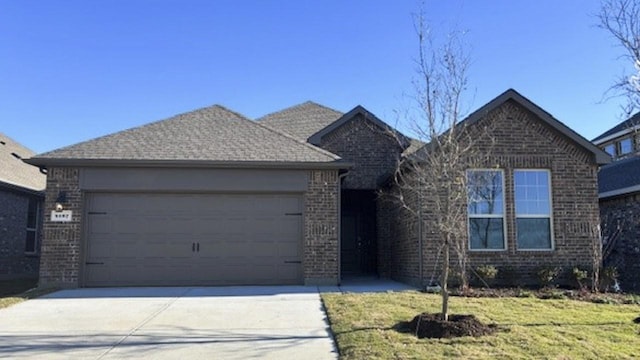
left=0, top=279, right=52, bottom=309
left=322, top=291, right=640, bottom=359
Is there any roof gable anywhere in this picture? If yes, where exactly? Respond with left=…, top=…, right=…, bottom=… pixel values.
left=0, top=132, right=46, bottom=191
left=257, top=101, right=344, bottom=141
left=307, top=105, right=410, bottom=147
left=28, top=105, right=346, bottom=168
left=463, top=89, right=611, bottom=165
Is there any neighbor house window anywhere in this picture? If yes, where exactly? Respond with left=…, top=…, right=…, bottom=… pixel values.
left=25, top=198, right=39, bottom=254
left=619, top=137, right=633, bottom=155
left=467, top=169, right=505, bottom=250
left=604, top=143, right=616, bottom=157
left=514, top=170, right=553, bottom=250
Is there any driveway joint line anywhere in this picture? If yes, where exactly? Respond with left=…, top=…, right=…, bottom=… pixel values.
left=95, top=287, right=191, bottom=359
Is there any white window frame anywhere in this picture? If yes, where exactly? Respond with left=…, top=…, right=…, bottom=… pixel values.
left=466, top=169, right=507, bottom=252
left=25, top=200, right=39, bottom=255
left=514, top=169, right=554, bottom=251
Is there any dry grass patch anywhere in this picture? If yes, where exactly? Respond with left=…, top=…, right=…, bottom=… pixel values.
left=0, top=279, right=54, bottom=309
left=322, top=291, right=640, bottom=359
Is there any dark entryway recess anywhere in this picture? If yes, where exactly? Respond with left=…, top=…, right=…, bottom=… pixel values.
left=340, top=190, right=377, bottom=277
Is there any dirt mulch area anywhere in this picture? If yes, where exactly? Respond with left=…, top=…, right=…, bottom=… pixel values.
left=400, top=313, right=498, bottom=339
left=447, top=287, right=639, bottom=304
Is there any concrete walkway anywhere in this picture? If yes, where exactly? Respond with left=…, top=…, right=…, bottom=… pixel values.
left=0, top=286, right=337, bottom=359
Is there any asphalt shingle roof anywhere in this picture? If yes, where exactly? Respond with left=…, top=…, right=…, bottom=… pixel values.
left=257, top=101, right=344, bottom=141
left=0, top=133, right=46, bottom=191
left=598, top=155, right=640, bottom=195
left=593, top=112, right=640, bottom=142
left=30, top=105, right=342, bottom=165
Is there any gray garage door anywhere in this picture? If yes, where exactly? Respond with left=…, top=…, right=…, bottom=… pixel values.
left=83, top=193, right=303, bottom=287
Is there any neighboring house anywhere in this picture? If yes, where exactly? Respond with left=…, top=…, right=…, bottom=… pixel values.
left=27, top=89, right=608, bottom=288
left=594, top=113, right=640, bottom=291
left=0, top=133, right=46, bottom=280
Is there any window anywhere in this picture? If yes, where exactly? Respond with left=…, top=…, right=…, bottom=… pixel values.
left=619, top=137, right=633, bottom=155
left=467, top=169, right=505, bottom=250
left=514, top=170, right=553, bottom=250
left=604, top=143, right=616, bottom=157
left=25, top=198, right=39, bottom=254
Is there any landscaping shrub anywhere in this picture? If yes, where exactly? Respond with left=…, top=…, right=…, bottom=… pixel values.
left=536, top=266, right=561, bottom=288
left=571, top=267, right=589, bottom=290
left=474, top=265, right=498, bottom=288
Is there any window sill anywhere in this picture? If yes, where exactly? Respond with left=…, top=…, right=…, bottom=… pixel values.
left=468, top=249, right=507, bottom=252
left=24, top=253, right=40, bottom=258
left=516, top=248, right=554, bottom=252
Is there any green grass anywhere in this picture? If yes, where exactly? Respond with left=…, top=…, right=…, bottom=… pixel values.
left=0, top=279, right=53, bottom=309
left=322, top=291, right=640, bottom=359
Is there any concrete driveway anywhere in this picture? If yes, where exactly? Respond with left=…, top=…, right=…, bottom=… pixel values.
left=0, top=286, right=337, bottom=359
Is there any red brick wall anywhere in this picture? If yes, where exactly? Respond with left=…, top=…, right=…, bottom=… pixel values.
left=304, top=170, right=340, bottom=285
left=320, top=115, right=403, bottom=190
left=380, top=100, right=601, bottom=286
left=39, top=167, right=82, bottom=288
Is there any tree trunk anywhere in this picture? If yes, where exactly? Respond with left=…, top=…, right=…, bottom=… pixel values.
left=441, top=241, right=450, bottom=322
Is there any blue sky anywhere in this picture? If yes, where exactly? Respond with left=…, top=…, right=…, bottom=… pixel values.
left=0, top=0, right=631, bottom=153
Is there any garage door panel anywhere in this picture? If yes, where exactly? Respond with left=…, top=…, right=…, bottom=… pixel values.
left=84, top=193, right=303, bottom=286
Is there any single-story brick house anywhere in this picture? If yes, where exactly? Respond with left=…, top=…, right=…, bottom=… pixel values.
left=0, top=132, right=46, bottom=280
left=27, top=89, right=609, bottom=288
left=593, top=113, right=640, bottom=291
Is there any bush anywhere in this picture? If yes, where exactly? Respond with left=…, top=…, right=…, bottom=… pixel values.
left=474, top=265, right=498, bottom=288
left=572, top=267, right=589, bottom=290
left=536, top=266, right=560, bottom=288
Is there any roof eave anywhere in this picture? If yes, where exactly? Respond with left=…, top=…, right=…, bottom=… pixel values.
left=599, top=184, right=640, bottom=199
left=25, top=158, right=354, bottom=170
left=0, top=180, right=45, bottom=197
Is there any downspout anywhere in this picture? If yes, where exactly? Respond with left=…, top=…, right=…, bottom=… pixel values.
left=337, top=170, right=350, bottom=286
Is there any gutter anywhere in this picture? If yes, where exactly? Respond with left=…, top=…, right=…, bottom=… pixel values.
left=24, top=158, right=354, bottom=170
left=599, top=184, right=640, bottom=199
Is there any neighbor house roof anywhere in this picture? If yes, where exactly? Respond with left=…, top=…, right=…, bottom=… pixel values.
left=464, top=89, right=611, bottom=165
left=592, top=112, right=640, bottom=144
left=257, top=101, right=344, bottom=141
left=598, top=156, right=640, bottom=198
left=0, top=132, right=46, bottom=192
left=27, top=105, right=348, bottom=169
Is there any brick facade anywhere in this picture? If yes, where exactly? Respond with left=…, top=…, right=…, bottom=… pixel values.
left=0, top=189, right=43, bottom=279
left=600, top=194, right=640, bottom=291
left=379, top=100, right=601, bottom=287
left=304, top=170, right=340, bottom=285
left=39, top=167, right=82, bottom=288
left=319, top=114, right=403, bottom=190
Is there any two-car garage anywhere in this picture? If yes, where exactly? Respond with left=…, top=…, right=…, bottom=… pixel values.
left=75, top=167, right=313, bottom=287
left=83, top=192, right=304, bottom=287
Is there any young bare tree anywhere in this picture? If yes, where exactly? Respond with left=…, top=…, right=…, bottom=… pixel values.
left=387, top=13, right=494, bottom=322
left=598, top=0, right=640, bottom=113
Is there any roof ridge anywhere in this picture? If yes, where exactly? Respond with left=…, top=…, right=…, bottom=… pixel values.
left=252, top=118, right=342, bottom=160
left=256, top=101, right=343, bottom=121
